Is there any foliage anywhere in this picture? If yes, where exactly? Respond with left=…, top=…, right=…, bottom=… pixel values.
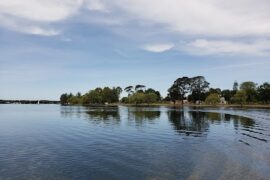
left=189, top=76, right=209, bottom=103
left=124, top=86, right=134, bottom=95
left=240, top=81, right=257, bottom=103
left=127, top=92, right=158, bottom=104
left=60, top=87, right=122, bottom=105
left=231, top=90, right=247, bottom=105
left=135, top=85, right=146, bottom=92
left=60, top=79, right=270, bottom=106
left=169, top=76, right=209, bottom=104
left=125, top=87, right=160, bottom=104
left=257, top=82, right=270, bottom=104
left=168, top=84, right=181, bottom=104
left=60, top=93, right=68, bottom=105
left=205, top=93, right=220, bottom=105
left=233, top=81, right=239, bottom=91
left=221, top=89, right=234, bottom=102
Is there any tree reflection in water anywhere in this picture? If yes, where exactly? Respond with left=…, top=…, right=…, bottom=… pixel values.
left=127, top=107, right=161, bottom=126
left=61, top=106, right=120, bottom=125
left=167, top=108, right=256, bottom=137
left=167, top=109, right=209, bottom=137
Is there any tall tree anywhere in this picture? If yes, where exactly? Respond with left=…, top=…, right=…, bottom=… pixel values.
left=232, top=90, right=247, bottom=106
left=233, top=81, right=239, bottom=91
left=168, top=84, right=181, bottom=104
left=257, top=82, right=270, bottom=104
left=135, top=85, right=146, bottom=92
left=124, top=86, right=134, bottom=96
left=240, top=81, right=257, bottom=103
left=171, top=76, right=191, bottom=104
left=190, top=76, right=209, bottom=104
left=60, top=93, right=68, bottom=105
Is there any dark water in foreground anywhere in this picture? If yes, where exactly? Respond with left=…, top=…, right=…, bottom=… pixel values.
left=0, top=105, right=270, bottom=179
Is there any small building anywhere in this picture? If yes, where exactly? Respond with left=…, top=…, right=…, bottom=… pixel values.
left=220, top=97, right=227, bottom=104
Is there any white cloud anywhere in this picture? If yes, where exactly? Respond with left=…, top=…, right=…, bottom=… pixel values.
left=23, top=26, right=60, bottom=36
left=0, top=0, right=83, bottom=22
left=0, top=15, right=59, bottom=36
left=182, top=39, right=270, bottom=56
left=143, top=43, right=174, bottom=53
left=0, top=0, right=83, bottom=36
left=0, top=0, right=270, bottom=57
left=85, top=0, right=108, bottom=12
left=109, top=0, right=270, bottom=37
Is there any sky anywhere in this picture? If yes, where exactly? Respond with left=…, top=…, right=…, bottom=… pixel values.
left=0, top=0, right=270, bottom=100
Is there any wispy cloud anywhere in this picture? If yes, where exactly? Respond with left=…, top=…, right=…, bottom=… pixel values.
left=109, top=0, right=270, bottom=36
left=181, top=39, right=270, bottom=56
left=142, top=43, right=174, bottom=53
left=207, top=61, right=270, bottom=71
left=0, top=0, right=83, bottom=22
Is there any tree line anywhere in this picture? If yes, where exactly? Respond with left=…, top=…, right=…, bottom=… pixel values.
left=60, top=76, right=270, bottom=105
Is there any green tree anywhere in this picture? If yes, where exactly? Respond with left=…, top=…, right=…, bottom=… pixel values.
left=145, top=93, right=158, bottom=104
left=189, top=76, right=209, bottom=103
left=60, top=93, right=68, bottom=105
left=85, top=89, right=103, bottom=104
left=145, top=88, right=162, bottom=101
left=169, top=76, right=191, bottom=104
left=207, top=88, right=221, bottom=95
left=257, top=82, right=270, bottom=104
left=221, top=89, right=234, bottom=103
left=68, top=96, right=81, bottom=104
left=128, top=92, right=145, bottom=104
left=231, top=90, right=247, bottom=106
left=168, top=84, right=181, bottom=104
left=240, top=81, right=257, bottom=103
left=121, top=97, right=128, bottom=103
left=205, top=93, right=220, bottom=105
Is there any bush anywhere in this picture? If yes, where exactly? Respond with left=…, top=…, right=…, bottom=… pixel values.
left=231, top=90, right=247, bottom=105
left=127, top=92, right=158, bottom=104
left=205, top=93, right=220, bottom=105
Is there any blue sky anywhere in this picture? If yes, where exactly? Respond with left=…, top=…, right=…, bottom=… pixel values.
left=0, top=0, right=270, bottom=100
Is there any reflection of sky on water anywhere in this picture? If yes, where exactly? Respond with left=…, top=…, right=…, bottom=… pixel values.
left=1, top=105, right=269, bottom=179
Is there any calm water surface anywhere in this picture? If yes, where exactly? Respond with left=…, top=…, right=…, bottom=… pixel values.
left=0, top=105, right=270, bottom=179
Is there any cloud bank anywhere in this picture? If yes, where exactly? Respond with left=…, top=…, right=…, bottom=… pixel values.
left=0, top=0, right=270, bottom=56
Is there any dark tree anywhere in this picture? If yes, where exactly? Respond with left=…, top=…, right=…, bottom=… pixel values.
left=135, top=85, right=146, bottom=92
left=189, top=76, right=209, bottom=104
left=169, top=76, right=191, bottom=104
left=124, top=86, right=134, bottom=96
left=60, top=93, right=68, bottom=105
left=221, top=89, right=233, bottom=102
left=76, top=92, right=81, bottom=98
left=168, top=84, right=181, bottom=104
left=257, top=82, right=270, bottom=104
left=207, top=88, right=221, bottom=95
left=233, top=81, right=239, bottom=91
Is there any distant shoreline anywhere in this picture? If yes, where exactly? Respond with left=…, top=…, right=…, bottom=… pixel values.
left=0, top=100, right=60, bottom=104
left=1, top=101, right=270, bottom=109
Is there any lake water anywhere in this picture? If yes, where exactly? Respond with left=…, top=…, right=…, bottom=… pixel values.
left=0, top=105, right=270, bottom=179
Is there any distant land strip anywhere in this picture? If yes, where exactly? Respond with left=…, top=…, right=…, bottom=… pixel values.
left=0, top=100, right=60, bottom=104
